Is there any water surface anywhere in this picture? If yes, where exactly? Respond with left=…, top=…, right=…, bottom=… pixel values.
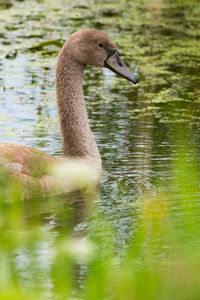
left=0, top=0, right=200, bottom=290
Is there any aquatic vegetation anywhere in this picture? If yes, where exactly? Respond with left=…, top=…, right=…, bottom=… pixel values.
left=0, top=0, right=200, bottom=298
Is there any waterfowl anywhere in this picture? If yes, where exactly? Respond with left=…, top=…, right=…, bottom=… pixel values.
left=0, top=29, right=136, bottom=193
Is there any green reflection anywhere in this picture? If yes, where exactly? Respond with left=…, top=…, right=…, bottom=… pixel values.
left=0, top=0, right=200, bottom=298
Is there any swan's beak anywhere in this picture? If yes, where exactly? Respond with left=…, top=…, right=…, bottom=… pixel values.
left=104, top=51, right=137, bottom=84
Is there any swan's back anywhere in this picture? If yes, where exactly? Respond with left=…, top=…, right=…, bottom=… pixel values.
left=0, top=143, right=55, bottom=177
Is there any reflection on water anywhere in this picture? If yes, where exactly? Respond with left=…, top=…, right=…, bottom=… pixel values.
left=0, top=1, right=200, bottom=198
left=0, top=0, right=200, bottom=290
left=0, top=1, right=199, bottom=206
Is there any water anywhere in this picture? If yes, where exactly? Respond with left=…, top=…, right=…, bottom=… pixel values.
left=0, top=0, right=200, bottom=292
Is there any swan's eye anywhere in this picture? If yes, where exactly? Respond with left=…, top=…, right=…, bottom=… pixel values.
left=98, top=42, right=104, bottom=48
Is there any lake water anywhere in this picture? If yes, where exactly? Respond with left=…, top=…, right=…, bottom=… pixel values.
left=0, top=0, right=200, bottom=289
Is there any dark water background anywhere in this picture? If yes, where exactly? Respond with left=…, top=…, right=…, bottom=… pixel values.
left=0, top=0, right=200, bottom=242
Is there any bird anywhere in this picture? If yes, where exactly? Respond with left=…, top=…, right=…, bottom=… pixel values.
left=0, top=29, right=136, bottom=194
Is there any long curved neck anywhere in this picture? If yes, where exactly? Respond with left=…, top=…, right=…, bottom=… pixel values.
left=55, top=41, right=101, bottom=166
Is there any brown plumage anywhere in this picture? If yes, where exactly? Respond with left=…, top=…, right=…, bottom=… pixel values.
left=0, top=29, right=136, bottom=193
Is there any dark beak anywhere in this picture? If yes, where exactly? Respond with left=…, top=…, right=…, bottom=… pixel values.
left=104, top=51, right=137, bottom=84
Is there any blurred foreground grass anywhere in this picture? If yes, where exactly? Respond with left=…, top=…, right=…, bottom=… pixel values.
left=0, top=142, right=200, bottom=300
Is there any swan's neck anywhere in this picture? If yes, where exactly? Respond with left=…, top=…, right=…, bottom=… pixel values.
left=55, top=43, right=101, bottom=166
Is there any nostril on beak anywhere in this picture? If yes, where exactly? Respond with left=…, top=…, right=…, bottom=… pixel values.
left=117, top=57, right=123, bottom=67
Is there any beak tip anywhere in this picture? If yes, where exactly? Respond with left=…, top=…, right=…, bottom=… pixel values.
left=130, top=76, right=137, bottom=84
left=133, top=77, right=137, bottom=84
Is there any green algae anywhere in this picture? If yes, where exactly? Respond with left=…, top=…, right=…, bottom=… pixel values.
left=0, top=0, right=200, bottom=238
left=28, top=40, right=64, bottom=52
left=0, top=0, right=200, bottom=297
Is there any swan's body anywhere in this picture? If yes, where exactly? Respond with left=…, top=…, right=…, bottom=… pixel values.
left=0, top=29, right=136, bottom=192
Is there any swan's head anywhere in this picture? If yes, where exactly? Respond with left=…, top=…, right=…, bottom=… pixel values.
left=68, top=29, right=136, bottom=84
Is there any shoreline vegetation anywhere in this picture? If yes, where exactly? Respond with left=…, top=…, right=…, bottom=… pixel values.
left=0, top=140, right=200, bottom=299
